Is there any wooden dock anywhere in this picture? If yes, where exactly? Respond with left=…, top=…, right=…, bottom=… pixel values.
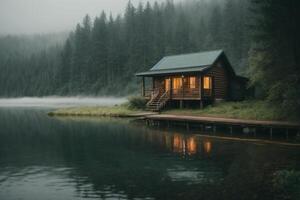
left=143, top=114, right=300, bottom=139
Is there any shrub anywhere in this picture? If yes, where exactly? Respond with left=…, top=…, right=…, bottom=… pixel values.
left=127, top=96, right=147, bottom=110
left=272, top=170, right=300, bottom=200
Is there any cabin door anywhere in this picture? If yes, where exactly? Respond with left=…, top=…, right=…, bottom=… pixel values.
left=165, top=78, right=171, bottom=92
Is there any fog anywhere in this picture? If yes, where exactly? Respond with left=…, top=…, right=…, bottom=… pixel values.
left=0, top=97, right=127, bottom=108
left=0, top=0, right=181, bottom=35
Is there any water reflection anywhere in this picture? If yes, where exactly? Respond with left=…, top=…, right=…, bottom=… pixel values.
left=204, top=141, right=212, bottom=154
left=0, top=108, right=299, bottom=200
left=163, top=133, right=211, bottom=156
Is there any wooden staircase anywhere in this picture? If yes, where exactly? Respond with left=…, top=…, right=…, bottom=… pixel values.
left=146, top=89, right=170, bottom=112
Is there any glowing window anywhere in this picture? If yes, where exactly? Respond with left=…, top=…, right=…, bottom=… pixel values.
left=172, top=78, right=182, bottom=89
left=165, top=78, right=170, bottom=91
left=189, top=77, right=196, bottom=89
left=203, top=76, right=212, bottom=89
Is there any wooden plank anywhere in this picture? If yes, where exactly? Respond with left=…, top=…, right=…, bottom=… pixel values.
left=145, top=114, right=300, bottom=129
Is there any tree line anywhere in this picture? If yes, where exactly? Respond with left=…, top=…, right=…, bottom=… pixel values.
left=0, top=0, right=299, bottom=116
left=0, top=0, right=251, bottom=96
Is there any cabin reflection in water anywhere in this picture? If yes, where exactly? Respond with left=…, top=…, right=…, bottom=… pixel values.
left=170, top=134, right=212, bottom=155
left=145, top=131, right=213, bottom=156
left=139, top=129, right=213, bottom=156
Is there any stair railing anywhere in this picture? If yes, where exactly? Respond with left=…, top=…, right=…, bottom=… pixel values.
left=146, top=88, right=160, bottom=106
left=156, top=90, right=170, bottom=111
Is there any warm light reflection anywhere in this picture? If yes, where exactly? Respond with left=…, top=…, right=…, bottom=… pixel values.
left=142, top=130, right=213, bottom=157
left=187, top=137, right=197, bottom=155
left=173, top=134, right=184, bottom=153
left=203, top=141, right=212, bottom=154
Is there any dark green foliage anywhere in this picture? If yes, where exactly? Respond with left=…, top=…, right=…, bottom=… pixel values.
left=272, top=170, right=300, bottom=200
left=249, top=0, right=300, bottom=118
left=127, top=96, right=147, bottom=110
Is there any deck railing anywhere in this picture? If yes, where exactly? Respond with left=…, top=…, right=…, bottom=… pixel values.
left=144, top=88, right=205, bottom=99
left=171, top=88, right=200, bottom=99
left=144, top=89, right=154, bottom=98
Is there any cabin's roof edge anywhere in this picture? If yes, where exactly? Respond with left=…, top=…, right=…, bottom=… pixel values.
left=135, top=65, right=211, bottom=76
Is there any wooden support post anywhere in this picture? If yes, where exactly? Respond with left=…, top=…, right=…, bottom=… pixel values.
left=213, top=125, right=216, bottom=133
left=180, top=100, right=183, bottom=109
left=186, top=122, right=190, bottom=131
left=200, top=101, right=203, bottom=109
left=142, top=77, right=145, bottom=97
left=182, top=75, right=184, bottom=99
left=253, top=128, right=256, bottom=137
left=200, top=124, right=204, bottom=132
left=286, top=129, right=289, bottom=140
left=199, top=75, right=202, bottom=100
left=167, top=121, right=170, bottom=128
left=170, top=77, right=173, bottom=99
left=270, top=128, right=273, bottom=139
left=229, top=126, right=233, bottom=135
left=152, top=77, right=155, bottom=90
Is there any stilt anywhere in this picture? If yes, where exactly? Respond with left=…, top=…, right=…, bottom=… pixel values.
left=229, top=126, right=233, bottom=135
left=141, top=77, right=145, bottom=97
left=286, top=129, right=289, bottom=140
left=200, top=124, right=204, bottom=132
left=200, top=101, right=203, bottom=109
left=186, top=122, right=190, bottom=131
left=270, top=128, right=273, bottom=139
left=180, top=100, right=183, bottom=109
left=213, top=125, right=216, bottom=133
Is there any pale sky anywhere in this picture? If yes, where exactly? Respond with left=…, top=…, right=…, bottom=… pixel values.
left=0, top=0, right=181, bottom=35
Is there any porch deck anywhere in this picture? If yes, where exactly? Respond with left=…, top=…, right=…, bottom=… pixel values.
left=144, top=88, right=210, bottom=100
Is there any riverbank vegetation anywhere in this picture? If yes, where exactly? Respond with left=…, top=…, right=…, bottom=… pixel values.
left=48, top=104, right=141, bottom=117
left=163, top=101, right=297, bottom=121
left=49, top=99, right=298, bottom=122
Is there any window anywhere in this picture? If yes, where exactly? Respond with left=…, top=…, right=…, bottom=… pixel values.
left=203, top=76, right=212, bottom=89
left=189, top=77, right=196, bottom=89
left=172, top=77, right=182, bottom=89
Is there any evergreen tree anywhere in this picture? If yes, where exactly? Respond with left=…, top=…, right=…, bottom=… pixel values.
left=249, top=0, right=300, bottom=116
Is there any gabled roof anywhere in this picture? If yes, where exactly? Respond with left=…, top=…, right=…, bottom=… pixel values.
left=136, top=49, right=224, bottom=76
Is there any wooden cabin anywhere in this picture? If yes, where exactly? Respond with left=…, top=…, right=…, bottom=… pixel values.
left=136, top=50, right=248, bottom=111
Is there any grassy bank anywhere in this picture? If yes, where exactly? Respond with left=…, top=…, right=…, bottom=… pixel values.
left=163, top=101, right=295, bottom=121
left=48, top=104, right=144, bottom=117
left=49, top=100, right=297, bottom=122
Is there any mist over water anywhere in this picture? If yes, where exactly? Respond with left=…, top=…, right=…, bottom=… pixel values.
left=0, top=97, right=126, bottom=108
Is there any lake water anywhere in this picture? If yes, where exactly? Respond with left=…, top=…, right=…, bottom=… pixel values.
left=0, top=101, right=300, bottom=199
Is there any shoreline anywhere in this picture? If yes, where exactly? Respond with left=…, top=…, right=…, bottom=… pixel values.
left=48, top=105, right=300, bottom=128
left=47, top=105, right=155, bottom=118
left=48, top=100, right=300, bottom=123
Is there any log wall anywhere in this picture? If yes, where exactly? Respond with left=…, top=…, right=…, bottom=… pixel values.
left=206, top=62, right=229, bottom=99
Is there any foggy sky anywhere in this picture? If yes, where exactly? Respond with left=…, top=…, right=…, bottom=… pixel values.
left=0, top=0, right=180, bottom=35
